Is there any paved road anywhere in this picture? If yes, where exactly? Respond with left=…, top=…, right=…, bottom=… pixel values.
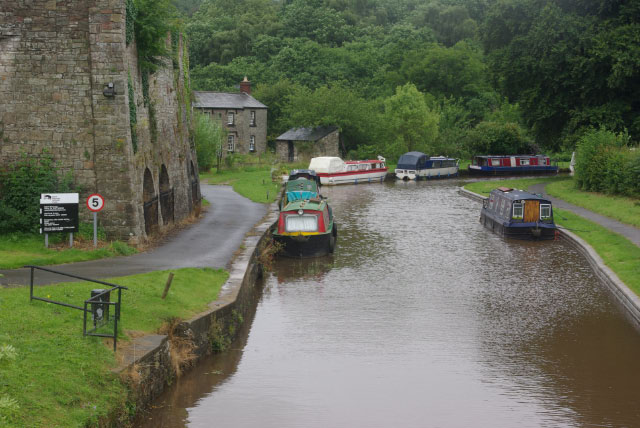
left=529, top=182, right=640, bottom=247
left=0, top=184, right=267, bottom=286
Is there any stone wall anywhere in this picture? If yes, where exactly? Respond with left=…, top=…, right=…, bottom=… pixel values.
left=0, top=0, right=199, bottom=240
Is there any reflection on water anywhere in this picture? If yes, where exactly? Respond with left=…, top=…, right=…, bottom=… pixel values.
left=138, top=180, right=640, bottom=428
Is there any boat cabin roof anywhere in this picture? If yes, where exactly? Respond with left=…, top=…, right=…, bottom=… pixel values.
left=491, top=187, right=551, bottom=203
left=281, top=197, right=326, bottom=212
left=473, top=154, right=549, bottom=159
left=285, top=177, right=319, bottom=194
left=289, top=169, right=321, bottom=186
left=397, top=151, right=428, bottom=169
left=308, top=157, right=346, bottom=173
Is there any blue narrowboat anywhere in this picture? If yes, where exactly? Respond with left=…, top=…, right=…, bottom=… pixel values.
left=280, top=176, right=321, bottom=210
left=481, top=187, right=557, bottom=240
left=395, top=151, right=459, bottom=180
left=469, top=155, right=558, bottom=175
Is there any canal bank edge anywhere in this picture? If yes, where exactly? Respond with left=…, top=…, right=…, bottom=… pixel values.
left=458, top=187, right=640, bottom=328
left=105, top=201, right=280, bottom=426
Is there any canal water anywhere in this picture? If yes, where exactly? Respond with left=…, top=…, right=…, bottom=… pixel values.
left=138, top=181, right=640, bottom=428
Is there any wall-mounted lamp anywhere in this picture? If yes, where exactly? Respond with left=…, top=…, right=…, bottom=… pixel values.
left=103, top=82, right=116, bottom=97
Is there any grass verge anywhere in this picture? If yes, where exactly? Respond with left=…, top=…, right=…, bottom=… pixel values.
left=0, top=234, right=136, bottom=270
left=546, top=178, right=640, bottom=228
left=0, top=267, right=228, bottom=427
left=463, top=176, right=565, bottom=197
left=201, top=166, right=290, bottom=204
left=554, top=209, right=640, bottom=296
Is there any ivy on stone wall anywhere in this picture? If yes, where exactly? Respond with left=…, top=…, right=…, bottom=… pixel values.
left=125, top=0, right=136, bottom=46
left=128, top=71, right=138, bottom=153
left=141, top=70, right=158, bottom=144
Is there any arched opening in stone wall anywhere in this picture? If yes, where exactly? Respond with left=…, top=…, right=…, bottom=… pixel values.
left=190, top=160, right=200, bottom=215
left=159, top=164, right=174, bottom=225
left=143, top=168, right=159, bottom=236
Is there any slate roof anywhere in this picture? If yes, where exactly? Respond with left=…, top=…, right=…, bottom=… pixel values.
left=276, top=126, right=339, bottom=141
left=192, top=91, right=267, bottom=109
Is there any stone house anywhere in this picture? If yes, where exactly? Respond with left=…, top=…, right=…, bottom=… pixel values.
left=192, top=78, right=268, bottom=156
left=275, top=126, right=340, bottom=162
left=0, top=0, right=200, bottom=241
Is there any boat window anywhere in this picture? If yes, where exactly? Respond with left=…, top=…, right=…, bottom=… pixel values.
left=286, top=214, right=318, bottom=232
left=491, top=159, right=501, bottom=166
left=512, top=202, right=523, bottom=219
left=520, top=158, right=530, bottom=166
left=348, top=165, right=358, bottom=171
left=503, top=201, right=510, bottom=217
left=540, top=204, right=552, bottom=219
left=433, top=161, right=441, bottom=168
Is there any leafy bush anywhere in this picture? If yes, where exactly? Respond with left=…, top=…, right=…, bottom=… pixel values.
left=193, top=112, right=225, bottom=172
left=574, top=128, right=638, bottom=196
left=0, top=153, right=74, bottom=234
left=465, top=121, right=533, bottom=155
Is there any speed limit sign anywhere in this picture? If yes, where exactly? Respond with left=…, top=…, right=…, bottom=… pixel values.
left=86, top=194, right=105, bottom=212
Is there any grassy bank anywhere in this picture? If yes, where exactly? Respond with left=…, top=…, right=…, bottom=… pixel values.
left=463, top=176, right=566, bottom=197
left=0, top=233, right=136, bottom=270
left=554, top=208, right=640, bottom=295
left=462, top=177, right=640, bottom=297
left=546, top=178, right=640, bottom=228
left=201, top=167, right=281, bottom=204
left=0, top=267, right=228, bottom=427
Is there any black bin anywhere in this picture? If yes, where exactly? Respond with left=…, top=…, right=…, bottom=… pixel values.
left=91, top=289, right=110, bottom=326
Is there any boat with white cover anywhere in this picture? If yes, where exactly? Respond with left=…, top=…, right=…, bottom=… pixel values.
left=308, top=156, right=388, bottom=185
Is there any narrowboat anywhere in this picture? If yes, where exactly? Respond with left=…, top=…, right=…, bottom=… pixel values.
left=468, top=155, right=558, bottom=175
left=480, top=187, right=557, bottom=240
left=394, top=152, right=459, bottom=180
left=279, top=176, right=321, bottom=210
left=272, top=197, right=338, bottom=258
left=288, top=169, right=322, bottom=188
left=308, top=156, right=387, bottom=185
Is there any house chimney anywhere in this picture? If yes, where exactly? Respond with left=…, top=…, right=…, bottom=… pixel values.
left=239, top=76, right=251, bottom=95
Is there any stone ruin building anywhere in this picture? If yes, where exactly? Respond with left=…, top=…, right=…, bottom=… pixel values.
left=0, top=0, right=200, bottom=242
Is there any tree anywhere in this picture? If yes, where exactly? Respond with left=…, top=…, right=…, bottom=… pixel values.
left=193, top=112, right=226, bottom=172
left=382, top=83, right=440, bottom=160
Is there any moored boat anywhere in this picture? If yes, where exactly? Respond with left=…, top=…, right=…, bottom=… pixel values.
left=394, top=152, right=459, bottom=180
left=480, top=187, right=557, bottom=240
left=308, top=156, right=387, bottom=185
left=468, top=155, right=558, bottom=175
left=272, top=196, right=337, bottom=258
left=279, top=176, right=321, bottom=210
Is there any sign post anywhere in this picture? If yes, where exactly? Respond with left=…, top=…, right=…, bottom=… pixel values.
left=40, top=193, right=79, bottom=248
left=86, top=194, right=105, bottom=248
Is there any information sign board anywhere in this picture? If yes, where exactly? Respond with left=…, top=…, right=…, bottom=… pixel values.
left=40, top=193, right=79, bottom=233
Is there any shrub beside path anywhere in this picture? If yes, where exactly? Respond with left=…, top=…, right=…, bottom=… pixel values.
left=528, top=182, right=640, bottom=248
left=0, top=184, right=267, bottom=286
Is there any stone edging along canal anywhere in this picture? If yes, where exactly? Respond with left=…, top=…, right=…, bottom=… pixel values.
left=105, top=201, right=280, bottom=426
left=458, top=187, right=640, bottom=328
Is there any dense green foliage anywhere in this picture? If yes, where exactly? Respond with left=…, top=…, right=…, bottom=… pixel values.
left=173, top=0, right=639, bottom=183
left=194, top=111, right=227, bottom=171
left=574, top=128, right=640, bottom=196
left=0, top=153, right=74, bottom=234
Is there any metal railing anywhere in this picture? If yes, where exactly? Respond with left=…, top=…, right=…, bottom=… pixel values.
left=26, top=265, right=128, bottom=351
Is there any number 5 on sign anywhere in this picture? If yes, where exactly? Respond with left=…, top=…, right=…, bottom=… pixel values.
left=87, top=194, right=105, bottom=212
left=86, top=194, right=105, bottom=247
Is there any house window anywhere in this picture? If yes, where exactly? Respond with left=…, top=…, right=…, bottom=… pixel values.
left=540, top=204, right=552, bottom=219
left=249, top=135, right=256, bottom=152
left=227, top=112, right=234, bottom=125
left=250, top=111, right=256, bottom=126
left=227, top=135, right=235, bottom=152
left=512, top=202, right=523, bottom=219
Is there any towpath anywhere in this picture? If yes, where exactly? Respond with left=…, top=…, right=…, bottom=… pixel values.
left=528, top=182, right=640, bottom=248
left=0, top=184, right=267, bottom=286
